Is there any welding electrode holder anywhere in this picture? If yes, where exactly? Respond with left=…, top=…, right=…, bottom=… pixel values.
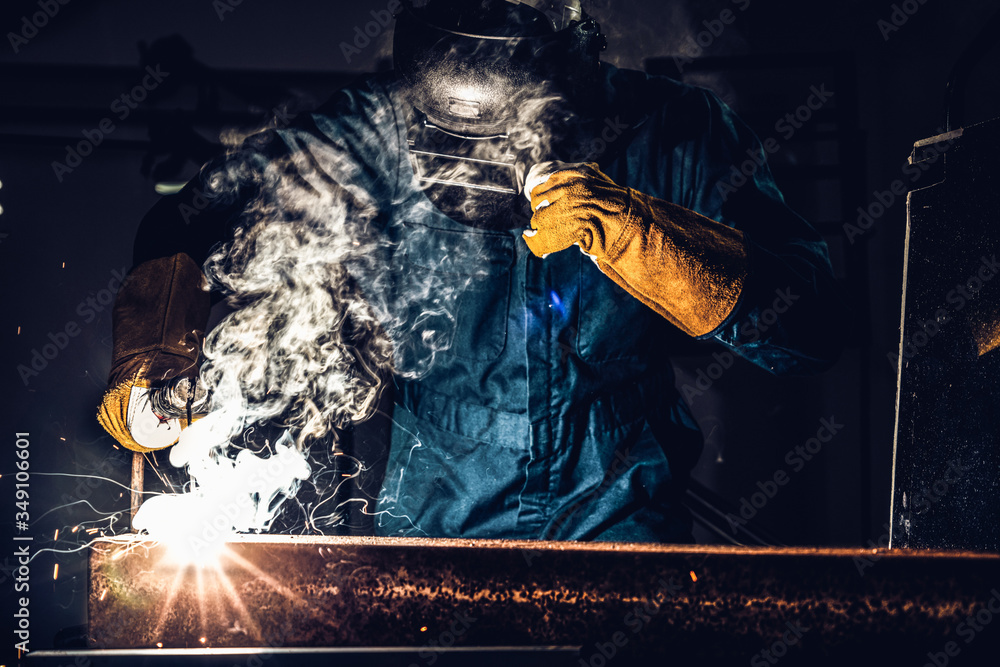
left=148, top=375, right=210, bottom=421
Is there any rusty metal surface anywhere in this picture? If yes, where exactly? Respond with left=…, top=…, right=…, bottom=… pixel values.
left=89, top=536, right=1000, bottom=662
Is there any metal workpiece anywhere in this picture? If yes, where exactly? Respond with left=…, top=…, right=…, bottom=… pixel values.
left=893, top=117, right=1000, bottom=552
left=88, top=536, right=1000, bottom=662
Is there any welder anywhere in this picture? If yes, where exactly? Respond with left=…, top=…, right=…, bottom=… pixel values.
left=97, top=0, right=843, bottom=542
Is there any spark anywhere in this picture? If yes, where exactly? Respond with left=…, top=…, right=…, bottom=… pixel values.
left=53, top=564, right=59, bottom=580
left=152, top=566, right=189, bottom=638
left=34, top=471, right=139, bottom=495
left=307, top=456, right=367, bottom=528
left=99, top=589, right=107, bottom=601
left=54, top=529, right=59, bottom=541
left=29, top=519, right=130, bottom=563
left=690, top=570, right=698, bottom=583
left=156, top=643, right=163, bottom=648
left=32, top=497, right=123, bottom=527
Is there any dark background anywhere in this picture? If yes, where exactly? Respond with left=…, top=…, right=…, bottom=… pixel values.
left=1, top=0, right=999, bottom=657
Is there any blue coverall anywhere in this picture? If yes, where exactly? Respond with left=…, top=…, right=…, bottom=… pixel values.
left=135, top=65, right=842, bottom=543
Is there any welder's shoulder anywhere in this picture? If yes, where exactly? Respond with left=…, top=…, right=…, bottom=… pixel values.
left=630, top=72, right=771, bottom=169
left=605, top=65, right=730, bottom=136
left=311, top=72, right=401, bottom=128
left=609, top=70, right=739, bottom=159
left=256, top=73, right=400, bottom=163
left=213, top=77, right=396, bottom=169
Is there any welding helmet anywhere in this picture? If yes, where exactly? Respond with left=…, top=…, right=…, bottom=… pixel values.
left=393, top=0, right=606, bottom=138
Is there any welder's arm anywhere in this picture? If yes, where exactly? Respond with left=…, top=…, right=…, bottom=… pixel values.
left=98, top=78, right=400, bottom=449
left=95, top=143, right=264, bottom=452
left=681, top=91, right=844, bottom=375
left=524, top=163, right=749, bottom=337
left=97, top=253, right=211, bottom=452
left=523, top=86, right=846, bottom=376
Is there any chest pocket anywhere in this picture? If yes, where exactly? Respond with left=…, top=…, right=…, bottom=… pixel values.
left=576, top=256, right=653, bottom=363
left=395, top=221, right=514, bottom=363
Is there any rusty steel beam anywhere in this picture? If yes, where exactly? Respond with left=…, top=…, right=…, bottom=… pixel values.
left=89, top=536, right=1000, bottom=663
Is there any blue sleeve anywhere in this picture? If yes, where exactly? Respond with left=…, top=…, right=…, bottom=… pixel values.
left=279, top=75, right=403, bottom=212
left=683, top=90, right=845, bottom=375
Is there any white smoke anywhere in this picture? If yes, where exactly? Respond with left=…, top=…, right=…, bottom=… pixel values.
left=133, top=125, right=480, bottom=553
left=132, top=423, right=311, bottom=562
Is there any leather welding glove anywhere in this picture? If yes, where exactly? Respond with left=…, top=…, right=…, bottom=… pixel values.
left=97, top=253, right=211, bottom=452
left=523, top=162, right=749, bottom=337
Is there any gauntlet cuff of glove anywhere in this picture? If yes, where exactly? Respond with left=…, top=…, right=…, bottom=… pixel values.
left=108, top=253, right=210, bottom=383
left=98, top=253, right=210, bottom=452
left=598, top=189, right=749, bottom=337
